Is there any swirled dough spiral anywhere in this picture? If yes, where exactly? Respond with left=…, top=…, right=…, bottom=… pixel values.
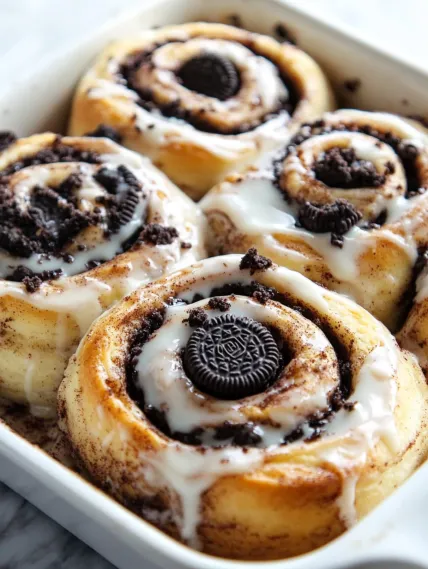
left=202, top=110, right=428, bottom=330
left=69, top=22, right=335, bottom=199
left=58, top=251, right=428, bottom=560
left=0, top=132, right=206, bottom=413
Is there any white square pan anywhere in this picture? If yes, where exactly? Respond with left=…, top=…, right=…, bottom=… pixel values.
left=0, top=1, right=427, bottom=568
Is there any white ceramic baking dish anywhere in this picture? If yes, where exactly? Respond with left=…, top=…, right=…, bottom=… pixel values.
left=0, top=1, right=427, bottom=568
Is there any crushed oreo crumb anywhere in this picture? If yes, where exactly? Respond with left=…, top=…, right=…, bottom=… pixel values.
left=0, top=183, right=100, bottom=260
left=0, top=142, right=101, bottom=179
left=239, top=248, right=273, bottom=274
left=214, top=421, right=262, bottom=446
left=185, top=308, right=208, bottom=328
left=22, top=275, right=42, bottom=293
left=180, top=241, right=192, bottom=250
left=86, top=260, right=102, bottom=270
left=251, top=281, right=275, bottom=304
left=85, top=124, right=123, bottom=144
left=208, top=297, right=231, bottom=312
left=140, top=223, right=178, bottom=246
left=399, top=143, right=418, bottom=161
left=62, top=253, right=74, bottom=264
left=298, top=200, right=362, bottom=247
left=8, top=265, right=63, bottom=292
left=56, top=173, right=83, bottom=196
left=314, top=147, right=386, bottom=188
left=384, top=160, right=396, bottom=175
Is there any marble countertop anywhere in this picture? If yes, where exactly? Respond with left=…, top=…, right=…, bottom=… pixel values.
left=0, top=1, right=426, bottom=567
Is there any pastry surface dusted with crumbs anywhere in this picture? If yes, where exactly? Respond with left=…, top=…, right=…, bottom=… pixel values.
left=69, top=22, right=335, bottom=199
left=58, top=251, right=428, bottom=560
left=0, top=132, right=206, bottom=414
left=202, top=110, right=428, bottom=330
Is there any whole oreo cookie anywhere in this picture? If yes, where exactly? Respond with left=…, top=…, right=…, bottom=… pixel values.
left=177, top=53, right=240, bottom=101
left=184, top=314, right=280, bottom=400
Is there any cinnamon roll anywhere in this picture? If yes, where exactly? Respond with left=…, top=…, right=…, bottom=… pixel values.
left=68, top=22, right=335, bottom=199
left=0, top=132, right=206, bottom=414
left=202, top=109, right=428, bottom=330
left=58, top=251, right=428, bottom=560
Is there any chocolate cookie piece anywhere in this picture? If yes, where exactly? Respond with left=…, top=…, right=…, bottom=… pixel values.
left=298, top=199, right=362, bottom=246
left=85, top=124, right=123, bottom=144
left=239, top=248, right=273, bottom=274
left=185, top=308, right=208, bottom=328
left=184, top=314, right=280, bottom=400
left=314, top=147, right=386, bottom=189
left=94, top=165, right=143, bottom=235
left=208, top=297, right=231, bottom=312
left=140, top=223, right=178, bottom=246
left=177, top=53, right=240, bottom=101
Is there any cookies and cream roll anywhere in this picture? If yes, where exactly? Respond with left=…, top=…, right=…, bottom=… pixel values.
left=68, top=22, right=335, bottom=199
left=58, top=250, right=428, bottom=560
left=0, top=131, right=206, bottom=414
left=202, top=109, right=428, bottom=330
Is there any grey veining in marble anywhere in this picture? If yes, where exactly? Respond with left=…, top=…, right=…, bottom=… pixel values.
left=0, top=482, right=113, bottom=569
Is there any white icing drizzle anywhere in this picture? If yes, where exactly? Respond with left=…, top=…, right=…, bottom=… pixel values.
left=149, top=38, right=287, bottom=115
left=136, top=296, right=332, bottom=443
left=0, top=144, right=204, bottom=410
left=88, top=35, right=293, bottom=160
left=130, top=256, right=399, bottom=544
left=141, top=444, right=264, bottom=548
left=0, top=277, right=110, bottom=335
left=201, top=157, right=419, bottom=293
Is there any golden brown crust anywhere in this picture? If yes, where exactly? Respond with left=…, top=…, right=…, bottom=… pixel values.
left=58, top=255, right=428, bottom=560
left=68, top=22, right=335, bottom=199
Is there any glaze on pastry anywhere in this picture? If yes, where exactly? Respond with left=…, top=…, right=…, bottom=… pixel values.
left=58, top=251, right=428, bottom=560
left=68, top=22, right=335, bottom=199
left=0, top=132, right=206, bottom=414
left=202, top=110, right=428, bottom=330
